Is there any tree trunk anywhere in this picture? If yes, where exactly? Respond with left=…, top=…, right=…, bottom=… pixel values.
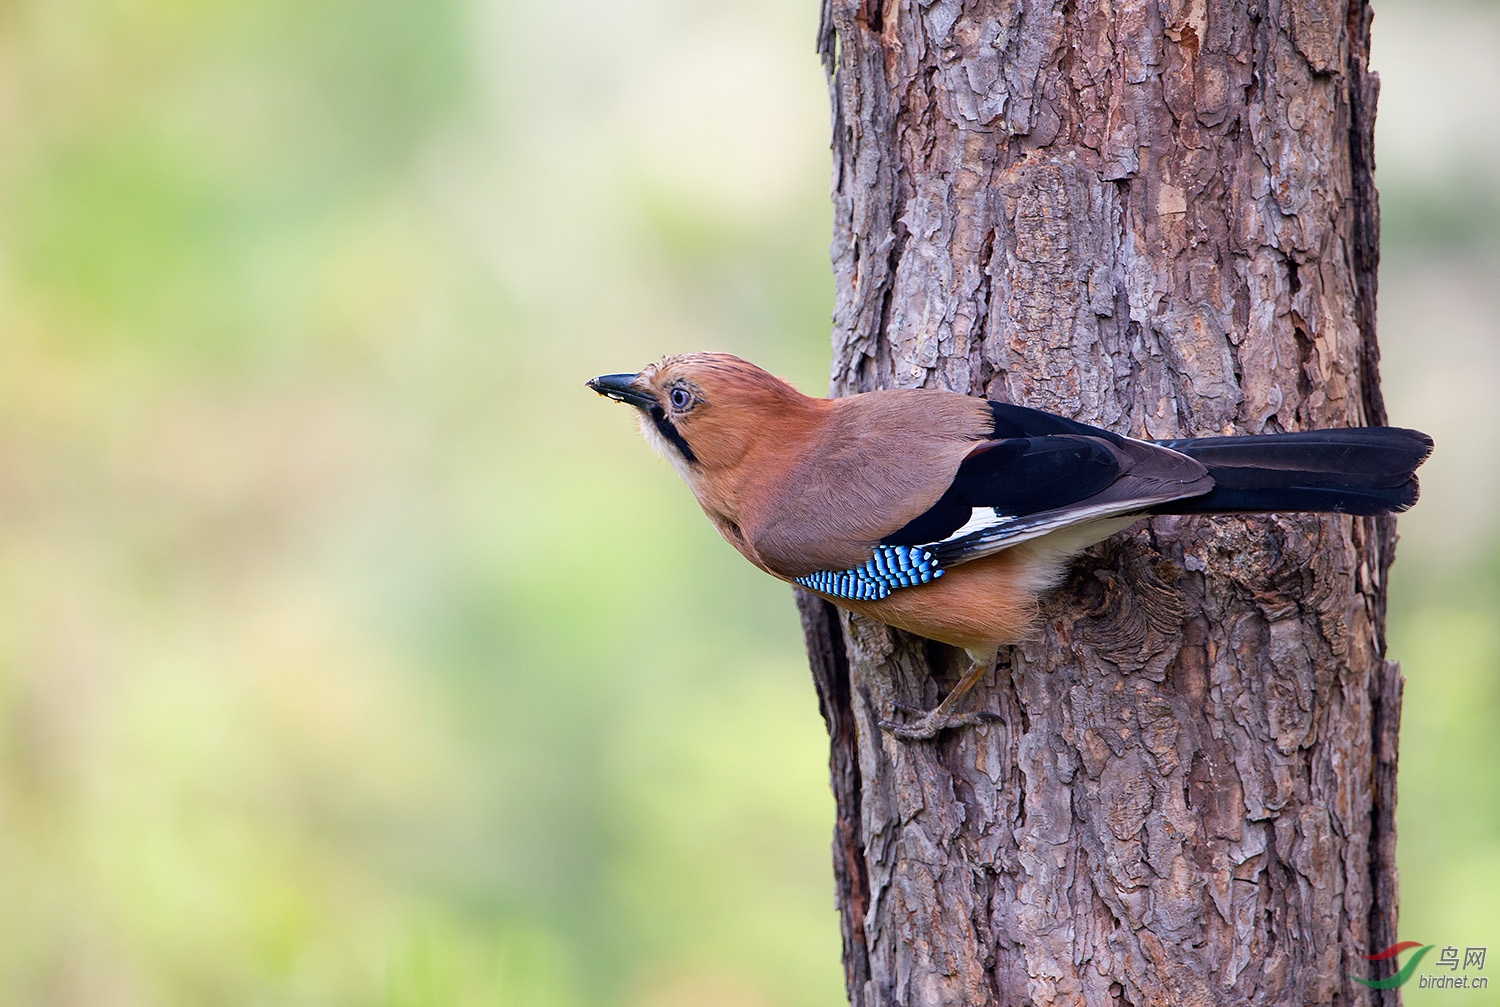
left=800, top=0, right=1402, bottom=1004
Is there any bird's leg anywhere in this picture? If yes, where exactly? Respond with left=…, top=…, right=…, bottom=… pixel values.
left=882, top=646, right=1001, bottom=741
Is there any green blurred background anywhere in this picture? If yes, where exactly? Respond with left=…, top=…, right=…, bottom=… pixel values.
left=0, top=0, right=1493, bottom=1004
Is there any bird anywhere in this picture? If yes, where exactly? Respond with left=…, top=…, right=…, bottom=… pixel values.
left=588, top=352, right=1433, bottom=740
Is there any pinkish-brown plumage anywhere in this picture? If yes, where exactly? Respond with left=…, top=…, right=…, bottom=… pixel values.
left=597, top=353, right=1141, bottom=650
left=632, top=356, right=992, bottom=574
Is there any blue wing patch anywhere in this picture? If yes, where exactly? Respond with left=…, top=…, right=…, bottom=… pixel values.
left=795, top=544, right=944, bottom=601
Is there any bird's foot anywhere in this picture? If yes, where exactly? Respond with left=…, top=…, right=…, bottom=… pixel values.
left=880, top=707, right=1001, bottom=741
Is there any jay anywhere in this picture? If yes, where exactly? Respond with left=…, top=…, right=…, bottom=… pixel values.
left=589, top=353, right=1432, bottom=739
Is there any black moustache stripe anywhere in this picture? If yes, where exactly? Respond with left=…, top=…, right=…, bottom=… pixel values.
left=650, top=407, right=698, bottom=464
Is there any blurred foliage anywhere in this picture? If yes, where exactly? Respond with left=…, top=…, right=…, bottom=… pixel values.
left=1372, top=5, right=1500, bottom=998
left=0, top=0, right=1493, bottom=1004
left=0, top=0, right=837, bottom=1003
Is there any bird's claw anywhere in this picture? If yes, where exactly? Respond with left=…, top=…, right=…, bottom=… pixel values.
left=880, top=708, right=1001, bottom=741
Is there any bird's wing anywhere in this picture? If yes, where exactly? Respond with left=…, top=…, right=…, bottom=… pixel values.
left=891, top=433, right=1214, bottom=566
left=786, top=429, right=1215, bottom=601
left=984, top=401, right=1131, bottom=442
left=750, top=397, right=1215, bottom=587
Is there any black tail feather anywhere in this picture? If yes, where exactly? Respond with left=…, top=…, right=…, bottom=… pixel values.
left=1151, top=427, right=1433, bottom=516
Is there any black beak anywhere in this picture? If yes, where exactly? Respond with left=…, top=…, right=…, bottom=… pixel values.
left=587, top=372, right=657, bottom=410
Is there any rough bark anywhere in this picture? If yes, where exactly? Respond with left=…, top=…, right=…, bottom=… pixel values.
left=801, top=0, right=1402, bottom=1004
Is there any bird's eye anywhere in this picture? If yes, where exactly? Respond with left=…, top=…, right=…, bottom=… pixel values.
left=669, top=387, right=693, bottom=411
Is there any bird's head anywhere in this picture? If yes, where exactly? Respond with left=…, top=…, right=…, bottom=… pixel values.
left=587, top=353, right=813, bottom=480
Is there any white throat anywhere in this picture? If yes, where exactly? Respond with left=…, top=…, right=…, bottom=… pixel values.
left=637, top=411, right=696, bottom=483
